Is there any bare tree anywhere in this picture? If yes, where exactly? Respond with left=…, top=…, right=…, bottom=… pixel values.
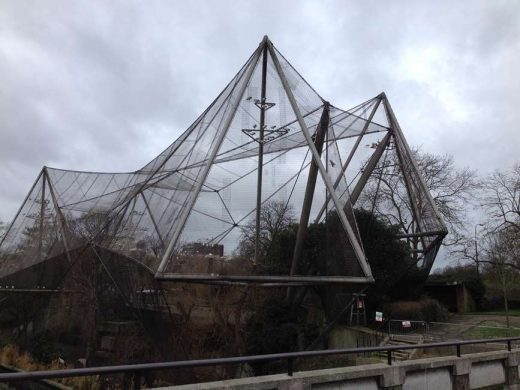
left=482, top=164, right=520, bottom=233
left=362, top=147, right=478, bottom=246
left=482, top=227, right=520, bottom=327
left=454, top=163, right=520, bottom=276
left=238, top=200, right=295, bottom=263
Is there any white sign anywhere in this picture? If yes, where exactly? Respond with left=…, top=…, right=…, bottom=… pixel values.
left=402, top=321, right=411, bottom=328
left=375, top=311, right=383, bottom=322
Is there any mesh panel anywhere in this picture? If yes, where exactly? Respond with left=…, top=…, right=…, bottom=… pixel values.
left=0, top=40, right=448, bottom=369
left=0, top=38, right=445, bottom=291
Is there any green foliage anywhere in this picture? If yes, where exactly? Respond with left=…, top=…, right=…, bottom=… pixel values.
left=353, top=208, right=423, bottom=307
left=245, top=296, right=319, bottom=356
left=465, top=277, right=486, bottom=310
left=0, top=334, right=15, bottom=349
left=28, top=330, right=63, bottom=364
left=252, top=207, right=423, bottom=314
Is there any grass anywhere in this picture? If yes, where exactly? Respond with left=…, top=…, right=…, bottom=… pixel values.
left=0, top=344, right=100, bottom=389
left=463, top=323, right=520, bottom=339
left=467, top=309, right=520, bottom=316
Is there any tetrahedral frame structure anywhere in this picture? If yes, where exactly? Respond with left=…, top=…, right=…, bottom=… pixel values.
left=0, top=36, right=447, bottom=294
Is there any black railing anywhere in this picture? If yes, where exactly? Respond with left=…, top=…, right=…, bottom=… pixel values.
left=1, top=336, right=519, bottom=388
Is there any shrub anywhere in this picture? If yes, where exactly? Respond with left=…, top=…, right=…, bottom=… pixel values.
left=384, top=298, right=449, bottom=322
left=28, top=330, right=62, bottom=364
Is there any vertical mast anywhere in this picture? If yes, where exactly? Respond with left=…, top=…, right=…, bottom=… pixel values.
left=254, top=37, right=269, bottom=264
left=38, top=172, right=46, bottom=261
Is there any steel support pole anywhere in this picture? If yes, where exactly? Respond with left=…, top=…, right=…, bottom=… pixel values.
left=267, top=41, right=373, bottom=280
left=156, top=39, right=264, bottom=275
left=286, top=104, right=329, bottom=303
left=254, top=42, right=268, bottom=264
left=289, top=104, right=329, bottom=276
left=389, top=134, right=427, bottom=250
left=44, top=168, right=73, bottom=264
left=0, top=169, right=44, bottom=248
left=141, top=192, right=165, bottom=248
left=348, top=131, right=392, bottom=206
left=315, top=96, right=383, bottom=222
left=380, top=96, right=428, bottom=253
left=382, top=94, right=447, bottom=234
left=38, top=172, right=46, bottom=261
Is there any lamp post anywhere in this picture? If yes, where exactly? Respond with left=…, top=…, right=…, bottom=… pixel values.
left=474, top=223, right=484, bottom=278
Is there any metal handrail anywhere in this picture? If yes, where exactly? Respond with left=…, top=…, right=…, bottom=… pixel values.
left=0, top=336, right=519, bottom=387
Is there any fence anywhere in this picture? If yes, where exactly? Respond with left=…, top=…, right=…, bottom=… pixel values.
left=387, top=319, right=520, bottom=343
left=1, top=337, right=520, bottom=389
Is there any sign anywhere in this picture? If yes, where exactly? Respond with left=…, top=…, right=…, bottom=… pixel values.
left=375, top=311, right=383, bottom=322
left=402, top=321, right=411, bottom=328
left=356, top=299, right=364, bottom=309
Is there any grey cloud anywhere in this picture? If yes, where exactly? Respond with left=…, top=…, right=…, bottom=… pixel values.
left=0, top=0, right=519, bottom=244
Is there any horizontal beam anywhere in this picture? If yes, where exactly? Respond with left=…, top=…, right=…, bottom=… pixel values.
left=164, top=280, right=322, bottom=288
left=156, top=273, right=374, bottom=285
left=0, top=288, right=75, bottom=293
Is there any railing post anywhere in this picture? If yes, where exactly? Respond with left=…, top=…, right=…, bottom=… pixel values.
left=387, top=349, right=392, bottom=365
left=133, top=370, right=141, bottom=390
left=508, top=340, right=512, bottom=351
left=505, top=350, right=520, bottom=387
left=456, top=344, right=461, bottom=358
left=287, top=358, right=294, bottom=376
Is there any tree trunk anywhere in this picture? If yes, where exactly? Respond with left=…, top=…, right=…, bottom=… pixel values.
left=502, top=274, right=510, bottom=328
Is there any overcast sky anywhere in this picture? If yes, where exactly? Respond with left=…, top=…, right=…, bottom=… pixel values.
left=1, top=0, right=519, bottom=232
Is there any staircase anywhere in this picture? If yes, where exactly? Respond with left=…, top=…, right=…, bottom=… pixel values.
left=377, top=334, right=424, bottom=362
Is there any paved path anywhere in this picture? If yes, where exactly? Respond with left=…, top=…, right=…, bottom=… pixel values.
left=450, top=313, right=520, bottom=328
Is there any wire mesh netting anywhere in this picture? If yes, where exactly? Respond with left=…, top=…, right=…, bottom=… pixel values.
left=0, top=38, right=447, bottom=350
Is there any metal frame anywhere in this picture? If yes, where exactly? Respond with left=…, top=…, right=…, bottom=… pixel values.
left=290, top=103, right=330, bottom=277
left=155, top=273, right=371, bottom=285
left=44, top=168, right=74, bottom=264
left=0, top=169, right=44, bottom=249
left=0, top=36, right=448, bottom=289
left=156, top=40, right=264, bottom=275
left=348, top=131, right=392, bottom=207
left=154, top=36, right=378, bottom=284
left=140, top=192, right=165, bottom=248
left=314, top=95, right=383, bottom=222
left=267, top=40, right=373, bottom=281
left=254, top=39, right=269, bottom=264
left=382, top=95, right=447, bottom=235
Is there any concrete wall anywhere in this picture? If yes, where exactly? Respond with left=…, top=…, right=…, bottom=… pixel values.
left=154, top=349, right=520, bottom=390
